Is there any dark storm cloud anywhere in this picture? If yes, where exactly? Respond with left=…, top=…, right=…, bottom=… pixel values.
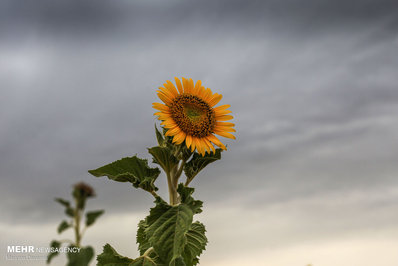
left=1, top=0, right=398, bottom=41
left=1, top=0, right=398, bottom=228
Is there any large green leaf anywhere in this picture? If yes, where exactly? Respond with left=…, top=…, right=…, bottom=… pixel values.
left=144, top=197, right=172, bottom=226
left=183, top=149, right=222, bottom=180
left=148, top=146, right=178, bottom=173
left=97, top=244, right=157, bottom=266
left=181, top=222, right=208, bottom=266
left=86, top=210, right=104, bottom=227
left=136, top=190, right=204, bottom=265
left=137, top=219, right=151, bottom=255
left=66, top=245, right=94, bottom=266
left=177, top=185, right=203, bottom=214
left=57, top=220, right=71, bottom=234
left=89, top=157, right=160, bottom=192
left=46, top=240, right=61, bottom=264
left=145, top=202, right=193, bottom=265
left=137, top=199, right=170, bottom=260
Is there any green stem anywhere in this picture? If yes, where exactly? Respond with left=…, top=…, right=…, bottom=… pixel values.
left=167, top=146, right=187, bottom=205
left=175, top=158, right=187, bottom=183
left=167, top=172, right=178, bottom=205
left=184, top=178, right=192, bottom=187
left=80, top=225, right=87, bottom=240
left=173, top=145, right=182, bottom=157
left=143, top=247, right=154, bottom=256
left=149, top=190, right=159, bottom=199
left=74, top=200, right=81, bottom=247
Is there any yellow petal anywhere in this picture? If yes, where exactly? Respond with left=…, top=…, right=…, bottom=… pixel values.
left=173, top=131, right=186, bottom=144
left=161, top=119, right=178, bottom=129
left=216, top=122, right=235, bottom=127
left=214, top=125, right=236, bottom=132
left=175, top=77, right=184, bottom=94
left=201, top=88, right=213, bottom=102
left=197, top=86, right=206, bottom=99
left=165, top=80, right=178, bottom=97
left=182, top=77, right=191, bottom=94
left=213, top=104, right=231, bottom=112
left=158, top=87, right=175, bottom=99
left=207, top=134, right=227, bottom=150
left=203, top=137, right=216, bottom=153
left=214, top=129, right=236, bottom=139
left=185, top=135, right=192, bottom=148
left=155, top=112, right=172, bottom=120
left=201, top=138, right=212, bottom=154
left=192, top=80, right=202, bottom=95
left=208, top=93, right=223, bottom=107
left=190, top=136, right=197, bottom=152
left=154, top=111, right=170, bottom=116
left=215, top=109, right=232, bottom=116
left=196, top=139, right=205, bottom=156
left=165, top=126, right=181, bottom=137
left=157, top=91, right=173, bottom=105
left=216, top=115, right=233, bottom=121
left=152, top=102, right=170, bottom=112
left=198, top=139, right=208, bottom=155
left=188, top=78, right=194, bottom=94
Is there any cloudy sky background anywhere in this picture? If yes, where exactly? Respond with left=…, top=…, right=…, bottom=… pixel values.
left=1, top=0, right=398, bottom=265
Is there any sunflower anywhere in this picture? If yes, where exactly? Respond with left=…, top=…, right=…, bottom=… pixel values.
left=153, top=77, right=235, bottom=156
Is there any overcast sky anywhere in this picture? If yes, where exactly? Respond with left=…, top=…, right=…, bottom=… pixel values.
left=1, top=0, right=398, bottom=265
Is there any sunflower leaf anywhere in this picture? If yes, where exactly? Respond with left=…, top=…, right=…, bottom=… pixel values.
left=88, top=157, right=161, bottom=193
left=47, top=240, right=61, bottom=264
left=57, top=220, right=71, bottom=234
left=183, top=149, right=222, bottom=180
left=177, top=184, right=203, bottom=214
left=66, top=245, right=94, bottom=266
left=137, top=220, right=166, bottom=265
left=97, top=244, right=134, bottom=265
left=55, top=198, right=70, bottom=208
left=148, top=146, right=179, bottom=173
left=144, top=198, right=193, bottom=265
left=86, top=210, right=104, bottom=227
left=55, top=198, right=75, bottom=217
left=97, top=243, right=158, bottom=266
left=137, top=219, right=151, bottom=255
left=182, top=222, right=208, bottom=266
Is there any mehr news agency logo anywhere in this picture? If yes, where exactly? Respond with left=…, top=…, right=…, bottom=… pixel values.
left=6, top=245, right=81, bottom=261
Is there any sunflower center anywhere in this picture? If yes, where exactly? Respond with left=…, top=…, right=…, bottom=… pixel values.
left=170, top=94, right=215, bottom=138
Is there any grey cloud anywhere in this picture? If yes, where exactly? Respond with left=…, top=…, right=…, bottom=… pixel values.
left=0, top=1, right=397, bottom=250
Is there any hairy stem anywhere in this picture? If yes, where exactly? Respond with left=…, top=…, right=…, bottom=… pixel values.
left=175, top=158, right=187, bottom=183
left=149, top=190, right=159, bottom=199
left=168, top=146, right=186, bottom=205
left=143, top=247, right=154, bottom=256
left=184, top=178, right=192, bottom=186
left=74, top=199, right=81, bottom=247
left=167, top=172, right=178, bottom=205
